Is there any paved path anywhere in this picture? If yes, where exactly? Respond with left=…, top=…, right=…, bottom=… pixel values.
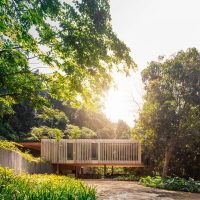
left=85, top=180, right=200, bottom=200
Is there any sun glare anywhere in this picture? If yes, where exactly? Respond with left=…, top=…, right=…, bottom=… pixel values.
left=103, top=0, right=200, bottom=126
left=103, top=72, right=143, bottom=127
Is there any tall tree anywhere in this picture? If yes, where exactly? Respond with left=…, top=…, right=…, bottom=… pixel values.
left=0, top=0, right=135, bottom=116
left=116, top=120, right=130, bottom=139
left=36, top=106, right=68, bottom=130
left=133, top=48, right=200, bottom=177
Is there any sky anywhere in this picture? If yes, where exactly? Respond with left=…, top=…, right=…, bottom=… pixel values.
left=103, top=0, right=200, bottom=126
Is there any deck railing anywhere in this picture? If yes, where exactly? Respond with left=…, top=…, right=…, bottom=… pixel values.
left=41, top=139, right=142, bottom=166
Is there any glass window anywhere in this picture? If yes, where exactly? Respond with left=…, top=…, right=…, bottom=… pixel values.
left=67, top=143, right=73, bottom=160
left=91, top=143, right=98, bottom=160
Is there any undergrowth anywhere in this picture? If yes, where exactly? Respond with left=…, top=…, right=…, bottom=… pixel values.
left=140, top=176, right=200, bottom=193
left=0, top=166, right=96, bottom=200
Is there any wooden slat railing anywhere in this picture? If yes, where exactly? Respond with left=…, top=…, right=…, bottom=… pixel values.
left=41, top=139, right=142, bottom=166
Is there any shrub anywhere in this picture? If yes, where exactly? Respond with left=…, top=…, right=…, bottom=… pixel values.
left=115, top=174, right=139, bottom=181
left=0, top=166, right=96, bottom=199
left=140, top=176, right=200, bottom=193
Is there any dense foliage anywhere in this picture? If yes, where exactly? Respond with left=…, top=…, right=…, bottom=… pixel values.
left=140, top=176, right=200, bottom=193
left=132, top=48, right=200, bottom=178
left=0, top=166, right=96, bottom=199
left=0, top=0, right=135, bottom=116
left=0, top=0, right=133, bottom=141
left=0, top=97, right=131, bottom=140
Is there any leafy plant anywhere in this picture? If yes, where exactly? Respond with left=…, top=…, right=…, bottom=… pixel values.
left=115, top=174, right=139, bottom=181
left=140, top=176, right=200, bottom=193
left=31, top=126, right=64, bottom=141
left=133, top=48, right=200, bottom=177
left=0, top=0, right=135, bottom=116
left=0, top=166, right=96, bottom=199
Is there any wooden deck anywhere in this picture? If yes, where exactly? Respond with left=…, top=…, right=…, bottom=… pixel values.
left=41, top=139, right=143, bottom=167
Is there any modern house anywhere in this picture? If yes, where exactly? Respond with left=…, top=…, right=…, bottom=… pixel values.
left=41, top=139, right=143, bottom=176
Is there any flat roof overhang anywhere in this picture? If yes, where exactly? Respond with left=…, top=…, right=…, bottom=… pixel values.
left=18, top=142, right=41, bottom=151
left=52, top=163, right=144, bottom=167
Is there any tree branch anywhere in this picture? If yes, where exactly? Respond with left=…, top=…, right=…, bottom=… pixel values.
left=28, top=55, right=40, bottom=60
left=30, top=67, right=49, bottom=72
left=0, top=46, right=23, bottom=54
left=0, top=70, right=31, bottom=77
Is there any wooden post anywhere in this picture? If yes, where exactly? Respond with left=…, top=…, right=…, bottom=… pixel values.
left=104, top=164, right=106, bottom=178
left=75, top=166, right=79, bottom=178
left=112, top=166, right=114, bottom=176
left=56, top=164, right=59, bottom=174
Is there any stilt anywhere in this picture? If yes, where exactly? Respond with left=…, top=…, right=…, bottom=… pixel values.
left=56, top=164, right=59, bottom=174
left=111, top=166, right=114, bottom=176
left=104, top=164, right=106, bottom=178
left=75, top=166, right=78, bottom=178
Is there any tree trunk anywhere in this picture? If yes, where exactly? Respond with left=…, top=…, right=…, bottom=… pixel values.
left=162, top=143, right=175, bottom=178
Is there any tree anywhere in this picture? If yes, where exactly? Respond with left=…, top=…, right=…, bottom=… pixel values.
left=36, top=106, right=68, bottom=130
left=0, top=0, right=135, bottom=116
left=81, top=127, right=97, bottom=139
left=31, top=126, right=64, bottom=140
left=0, top=102, right=36, bottom=140
left=97, top=126, right=116, bottom=139
left=0, top=96, right=117, bottom=141
left=31, top=106, right=67, bottom=140
left=65, top=124, right=81, bottom=139
left=64, top=125, right=97, bottom=139
left=133, top=48, right=200, bottom=177
left=116, top=120, right=130, bottom=139
left=70, top=108, right=115, bottom=132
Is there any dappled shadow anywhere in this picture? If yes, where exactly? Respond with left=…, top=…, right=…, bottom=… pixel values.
left=85, top=180, right=200, bottom=200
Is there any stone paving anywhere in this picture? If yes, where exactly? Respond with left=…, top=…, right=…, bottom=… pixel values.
left=85, top=180, right=200, bottom=200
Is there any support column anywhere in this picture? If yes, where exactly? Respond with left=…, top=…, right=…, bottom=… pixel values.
left=81, top=167, right=84, bottom=175
left=75, top=166, right=79, bottom=178
left=104, top=164, right=106, bottom=178
left=56, top=164, right=59, bottom=174
left=111, top=166, right=114, bottom=176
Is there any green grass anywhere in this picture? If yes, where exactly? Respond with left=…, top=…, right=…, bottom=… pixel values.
left=140, top=176, right=200, bottom=193
left=0, top=166, right=96, bottom=200
left=0, top=140, right=40, bottom=162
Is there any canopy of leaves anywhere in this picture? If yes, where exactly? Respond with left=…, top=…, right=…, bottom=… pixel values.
left=64, top=124, right=97, bottom=139
left=31, top=126, right=64, bottom=140
left=0, top=96, right=130, bottom=141
left=116, top=120, right=131, bottom=139
left=133, top=48, right=200, bottom=178
left=0, top=0, right=135, bottom=116
left=65, top=124, right=81, bottom=139
left=36, top=106, right=68, bottom=130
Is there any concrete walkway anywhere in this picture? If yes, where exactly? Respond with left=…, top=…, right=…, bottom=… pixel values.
left=85, top=180, right=200, bottom=200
